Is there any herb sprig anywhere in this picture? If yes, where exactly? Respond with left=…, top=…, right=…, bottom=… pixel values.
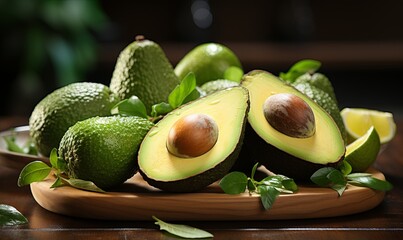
left=17, top=148, right=104, bottom=193
left=219, top=163, right=298, bottom=210
left=311, top=161, right=393, bottom=196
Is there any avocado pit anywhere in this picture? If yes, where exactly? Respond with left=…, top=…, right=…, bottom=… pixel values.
left=166, top=113, right=219, bottom=158
left=263, top=93, right=316, bottom=138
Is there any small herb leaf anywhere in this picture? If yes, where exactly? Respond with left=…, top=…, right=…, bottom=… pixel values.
left=111, top=96, right=148, bottom=118
left=49, top=148, right=58, bottom=169
left=258, top=185, right=280, bottom=210
left=153, top=216, right=213, bottom=239
left=0, top=204, right=28, bottom=226
left=347, top=176, right=393, bottom=191
left=62, top=177, right=105, bottom=193
left=17, top=161, right=51, bottom=187
left=279, top=59, right=321, bottom=82
left=168, top=72, right=197, bottom=109
left=151, top=102, right=173, bottom=118
left=3, top=136, right=25, bottom=154
left=219, top=171, right=248, bottom=194
left=224, top=66, right=244, bottom=82
left=310, top=167, right=335, bottom=187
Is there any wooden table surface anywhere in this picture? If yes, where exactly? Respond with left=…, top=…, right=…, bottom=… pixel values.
left=1, top=116, right=402, bottom=240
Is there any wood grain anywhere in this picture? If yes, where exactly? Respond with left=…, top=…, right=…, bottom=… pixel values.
left=30, top=168, right=386, bottom=221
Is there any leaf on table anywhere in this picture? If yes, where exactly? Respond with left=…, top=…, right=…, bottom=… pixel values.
left=0, top=204, right=28, bottom=226
left=153, top=216, right=213, bottom=239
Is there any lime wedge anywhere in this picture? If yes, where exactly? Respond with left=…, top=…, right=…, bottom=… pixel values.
left=344, top=126, right=381, bottom=172
left=340, top=108, right=396, bottom=144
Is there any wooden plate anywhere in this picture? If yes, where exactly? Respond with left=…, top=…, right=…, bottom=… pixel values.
left=0, top=126, right=49, bottom=170
left=30, top=168, right=386, bottom=221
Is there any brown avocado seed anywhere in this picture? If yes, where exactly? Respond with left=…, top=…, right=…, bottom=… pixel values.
left=166, top=113, right=219, bottom=158
left=263, top=93, right=315, bottom=138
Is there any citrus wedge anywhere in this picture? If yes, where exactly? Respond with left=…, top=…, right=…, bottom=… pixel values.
left=340, top=108, right=396, bottom=144
left=344, top=126, right=380, bottom=172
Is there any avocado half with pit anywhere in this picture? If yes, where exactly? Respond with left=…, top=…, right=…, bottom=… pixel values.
left=138, top=86, right=249, bottom=192
left=240, top=70, right=345, bottom=180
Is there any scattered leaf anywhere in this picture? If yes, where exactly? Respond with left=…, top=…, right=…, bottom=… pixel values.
left=17, top=161, right=51, bottom=187
left=0, top=204, right=28, bottom=226
left=153, top=216, right=213, bottom=239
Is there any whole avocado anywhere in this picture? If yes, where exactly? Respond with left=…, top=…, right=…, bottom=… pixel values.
left=109, top=35, right=180, bottom=114
left=29, top=82, right=119, bottom=157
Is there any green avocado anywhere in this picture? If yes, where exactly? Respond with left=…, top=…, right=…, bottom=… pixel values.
left=200, top=79, right=240, bottom=96
left=240, top=70, right=345, bottom=180
left=59, top=115, right=154, bottom=190
left=109, top=36, right=180, bottom=114
left=293, top=72, right=338, bottom=104
left=29, top=82, right=120, bottom=157
left=174, top=43, right=242, bottom=86
left=138, top=86, right=249, bottom=192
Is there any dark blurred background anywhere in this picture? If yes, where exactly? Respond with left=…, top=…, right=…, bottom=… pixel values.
left=1, top=0, right=402, bottom=118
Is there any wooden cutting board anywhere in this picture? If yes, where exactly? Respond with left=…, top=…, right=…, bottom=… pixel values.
left=30, top=168, right=386, bottom=221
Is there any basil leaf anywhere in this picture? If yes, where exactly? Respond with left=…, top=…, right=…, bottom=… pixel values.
left=281, top=178, right=298, bottom=192
left=258, top=185, right=280, bottom=210
left=224, top=66, right=244, bottom=83
left=347, top=176, right=393, bottom=191
left=339, top=160, right=352, bottom=176
left=62, top=178, right=105, bottom=193
left=50, top=176, right=64, bottom=188
left=168, top=72, right=197, bottom=108
left=111, top=96, right=148, bottom=118
left=219, top=171, right=248, bottom=194
left=280, top=59, right=321, bottom=83
left=151, top=102, right=173, bottom=118
left=49, top=148, right=58, bottom=169
left=182, top=88, right=200, bottom=105
left=310, top=167, right=335, bottom=187
left=0, top=204, right=28, bottom=226
left=250, top=162, right=259, bottom=180
left=153, top=216, right=213, bottom=239
left=17, top=161, right=51, bottom=187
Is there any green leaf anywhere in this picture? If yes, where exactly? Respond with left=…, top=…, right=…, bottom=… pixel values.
left=0, top=204, right=28, bottom=226
left=50, top=176, right=64, bottom=188
left=339, top=160, right=352, bottom=176
left=280, top=177, right=298, bottom=192
left=62, top=177, right=105, bottom=193
left=49, top=148, right=58, bottom=169
left=151, top=102, right=173, bottom=118
left=111, top=96, right=148, bottom=118
left=168, top=72, right=197, bottom=108
left=224, top=66, right=244, bottom=83
left=153, top=216, right=213, bottom=239
left=310, top=167, right=335, bottom=187
left=258, top=185, right=280, bottom=210
left=17, top=161, right=51, bottom=187
left=219, top=171, right=248, bottom=194
left=182, top=88, right=200, bottom=105
left=347, top=176, right=393, bottom=191
left=279, top=59, right=321, bottom=83
left=250, top=162, right=259, bottom=180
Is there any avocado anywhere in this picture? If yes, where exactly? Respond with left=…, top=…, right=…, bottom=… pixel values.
left=174, top=43, right=242, bottom=86
left=240, top=70, right=345, bottom=180
left=109, top=35, right=180, bottom=113
left=59, top=115, right=154, bottom=190
left=29, top=82, right=120, bottom=157
left=200, top=79, right=240, bottom=96
left=293, top=72, right=338, bottom=105
left=293, top=82, right=348, bottom=144
left=138, top=86, right=249, bottom=192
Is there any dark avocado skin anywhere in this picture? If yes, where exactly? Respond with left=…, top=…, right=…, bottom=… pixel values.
left=241, top=123, right=344, bottom=182
left=139, top=91, right=250, bottom=193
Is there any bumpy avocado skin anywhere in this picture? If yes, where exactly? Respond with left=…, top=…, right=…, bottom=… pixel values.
left=29, top=82, right=120, bottom=157
left=110, top=38, right=180, bottom=113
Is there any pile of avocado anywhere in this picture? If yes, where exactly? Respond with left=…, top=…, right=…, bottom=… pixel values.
left=28, top=35, right=346, bottom=192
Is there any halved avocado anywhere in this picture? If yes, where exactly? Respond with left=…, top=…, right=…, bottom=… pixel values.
left=138, top=86, right=249, bottom=192
left=240, top=70, right=345, bottom=180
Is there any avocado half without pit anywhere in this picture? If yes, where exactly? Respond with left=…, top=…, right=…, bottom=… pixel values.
left=240, top=70, right=345, bottom=180
left=138, top=86, right=249, bottom=192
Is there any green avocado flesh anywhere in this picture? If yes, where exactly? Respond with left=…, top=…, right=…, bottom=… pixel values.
left=240, top=70, right=345, bottom=180
left=138, top=86, right=249, bottom=192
